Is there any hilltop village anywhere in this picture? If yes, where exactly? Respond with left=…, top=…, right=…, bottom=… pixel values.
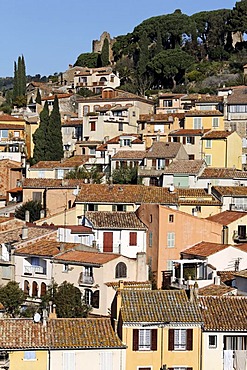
left=0, top=23, right=247, bottom=369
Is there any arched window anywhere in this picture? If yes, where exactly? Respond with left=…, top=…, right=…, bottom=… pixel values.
left=32, top=281, right=38, bottom=297
left=40, top=282, right=46, bottom=297
left=24, top=280, right=30, bottom=295
left=115, top=262, right=127, bottom=278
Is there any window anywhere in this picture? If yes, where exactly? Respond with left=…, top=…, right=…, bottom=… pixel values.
left=167, top=232, right=175, bottom=248
left=224, top=336, right=247, bottom=350
left=129, top=232, right=137, bottom=246
left=83, top=105, right=89, bottom=116
left=88, top=204, right=98, bottom=211
left=205, top=154, right=212, bottom=166
left=212, top=117, right=219, bottom=128
left=90, top=148, right=96, bottom=155
left=0, top=130, right=8, bottom=138
left=121, top=139, right=131, bottom=147
left=115, top=262, right=127, bottom=278
left=84, top=266, right=93, bottom=277
left=186, top=137, right=195, bottom=145
left=32, top=281, right=38, bottom=297
left=63, top=352, right=75, bottom=370
left=91, top=290, right=100, bottom=309
left=205, top=139, right=212, bottom=148
left=24, top=351, right=36, bottom=360
left=193, top=117, right=202, bottom=129
left=168, top=329, right=193, bottom=351
left=14, top=131, right=20, bottom=137
left=119, top=122, right=123, bottom=131
left=133, top=329, right=157, bottom=351
left=100, top=352, right=113, bottom=370
left=84, top=289, right=92, bottom=305
left=149, top=232, right=153, bottom=247
left=132, top=111, right=136, bottom=117
left=103, top=232, right=113, bottom=252
left=163, top=100, right=172, bottom=107
left=209, top=335, right=217, bottom=348
left=169, top=214, right=174, bottom=223
left=38, top=170, right=45, bottom=179
left=40, top=282, right=46, bottom=297
left=90, top=121, right=96, bottom=131
left=157, top=159, right=165, bottom=170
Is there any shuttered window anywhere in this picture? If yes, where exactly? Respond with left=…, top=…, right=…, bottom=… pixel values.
left=129, top=232, right=137, bottom=246
left=103, top=232, right=113, bottom=252
left=100, top=352, right=113, bottom=370
left=63, top=352, right=75, bottom=370
left=132, top=329, right=157, bottom=351
left=168, top=329, right=193, bottom=351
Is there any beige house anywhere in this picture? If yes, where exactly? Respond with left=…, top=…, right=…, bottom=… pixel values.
left=156, top=93, right=185, bottom=114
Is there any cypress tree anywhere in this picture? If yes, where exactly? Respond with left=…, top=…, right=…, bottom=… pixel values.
left=17, top=56, right=22, bottom=96
left=36, top=88, right=42, bottom=104
left=33, top=101, right=49, bottom=163
left=101, top=38, right=110, bottom=66
left=21, top=55, right=26, bottom=96
left=13, top=62, right=18, bottom=101
left=45, top=96, right=64, bottom=161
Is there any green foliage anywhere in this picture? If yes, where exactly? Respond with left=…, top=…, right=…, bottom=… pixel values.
left=13, top=55, right=26, bottom=107
left=101, top=38, right=110, bottom=66
left=74, top=52, right=100, bottom=68
left=230, top=0, right=247, bottom=33
left=65, top=165, right=103, bottom=184
left=14, top=200, right=43, bottom=222
left=77, top=87, right=95, bottom=97
left=112, top=166, right=138, bottom=184
left=33, top=100, right=49, bottom=163
left=42, top=281, right=91, bottom=318
left=45, top=96, right=64, bottom=161
left=36, top=88, right=42, bottom=104
left=0, top=281, right=25, bottom=317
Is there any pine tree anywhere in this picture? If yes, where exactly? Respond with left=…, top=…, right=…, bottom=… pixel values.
left=36, top=88, right=42, bottom=104
left=33, top=101, right=49, bottom=163
left=45, top=96, right=64, bottom=161
left=101, top=38, right=110, bottom=66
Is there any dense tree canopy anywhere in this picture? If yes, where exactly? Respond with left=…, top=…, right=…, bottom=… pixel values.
left=0, top=281, right=26, bottom=317
left=74, top=52, right=101, bottom=68
left=45, top=96, right=64, bottom=161
left=33, top=100, right=49, bottom=163
left=14, top=200, right=43, bottom=222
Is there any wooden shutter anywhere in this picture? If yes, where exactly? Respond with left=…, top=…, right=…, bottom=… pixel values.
left=168, top=329, right=174, bottom=351
left=186, top=329, right=193, bottom=351
left=129, top=232, right=137, bottom=246
left=183, top=137, right=186, bottom=145
left=187, top=368, right=193, bottom=370
left=92, top=290, right=100, bottom=309
left=151, top=329, right=157, bottom=351
left=133, top=329, right=139, bottom=351
left=103, top=232, right=113, bottom=252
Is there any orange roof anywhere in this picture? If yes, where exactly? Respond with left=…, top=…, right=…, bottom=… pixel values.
left=206, top=210, right=247, bottom=225
left=55, top=249, right=121, bottom=265
left=0, top=114, right=25, bottom=122
left=182, top=241, right=247, bottom=257
left=14, top=240, right=79, bottom=257
left=42, top=93, right=73, bottom=101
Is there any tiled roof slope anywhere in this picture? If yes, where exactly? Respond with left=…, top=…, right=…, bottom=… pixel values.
left=23, top=178, right=86, bottom=188
left=198, top=284, right=236, bottom=296
left=146, top=142, right=183, bottom=158
left=199, top=296, right=247, bottom=331
left=76, top=184, right=176, bottom=204
left=234, top=269, right=247, bottom=278
left=0, top=225, right=56, bottom=245
left=14, top=240, right=79, bottom=257
left=227, top=87, right=247, bottom=104
left=0, top=114, right=25, bottom=122
left=213, top=186, right=247, bottom=197
left=201, top=130, right=232, bottom=139
left=112, top=151, right=146, bottom=160
left=199, top=167, right=247, bottom=179
left=0, top=318, right=124, bottom=350
left=30, top=156, right=90, bottom=169
left=120, top=290, right=202, bottom=324
left=0, top=319, right=48, bottom=349
left=54, top=250, right=121, bottom=265
left=206, top=210, right=247, bottom=225
left=185, top=110, right=223, bottom=116
left=85, top=211, right=147, bottom=230
left=163, top=160, right=205, bottom=174
left=182, top=241, right=247, bottom=257
left=50, top=318, right=124, bottom=349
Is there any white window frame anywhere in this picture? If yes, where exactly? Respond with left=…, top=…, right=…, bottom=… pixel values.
left=212, top=117, right=219, bottom=128
left=205, top=139, right=212, bottom=148
left=138, top=329, right=151, bottom=350
left=174, top=329, right=187, bottom=350
left=23, top=351, right=36, bottom=361
left=167, top=232, right=175, bottom=248
left=209, top=335, right=217, bottom=348
left=193, top=117, right=202, bottom=129
left=205, top=154, right=212, bottom=166
left=63, top=351, right=75, bottom=370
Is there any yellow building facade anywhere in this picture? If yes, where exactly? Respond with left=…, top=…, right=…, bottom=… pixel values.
left=185, top=111, right=224, bottom=131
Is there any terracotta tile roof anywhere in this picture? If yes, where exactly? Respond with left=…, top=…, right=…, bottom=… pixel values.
left=30, top=156, right=90, bottom=169
left=106, top=134, right=142, bottom=144
left=199, top=296, right=247, bottom=331
left=76, top=184, right=176, bottom=204
left=227, top=87, right=247, bottom=104
left=176, top=188, right=213, bottom=198
left=0, top=123, right=24, bottom=129
left=182, top=241, right=231, bottom=257
left=181, top=93, right=207, bottom=101
left=85, top=211, right=147, bottom=230
left=158, top=93, right=185, bottom=99
left=0, top=318, right=124, bottom=350
left=201, top=130, right=232, bottom=139
left=0, top=114, right=25, bottom=122
left=163, top=160, right=205, bottom=175
left=233, top=269, right=247, bottom=278
left=146, top=142, right=183, bottom=158
left=200, top=167, right=247, bottom=179
left=62, top=119, right=83, bottom=126
left=120, top=290, right=202, bottom=323
left=54, top=249, right=121, bottom=265
left=14, top=240, right=79, bottom=257
left=96, top=143, right=107, bottom=151
left=138, top=113, right=185, bottom=122
left=23, top=178, right=86, bottom=188
left=0, top=225, right=56, bottom=245
left=50, top=318, right=125, bottom=349
left=112, top=150, right=146, bottom=160
left=217, top=271, right=236, bottom=283
left=41, top=93, right=73, bottom=101
left=105, top=281, right=152, bottom=289
left=198, top=284, right=236, bottom=296
left=195, top=96, right=223, bottom=103
left=0, top=319, right=48, bottom=349
left=212, top=186, right=247, bottom=197
left=77, top=89, right=155, bottom=105
left=185, top=110, right=223, bottom=116
left=206, top=210, right=247, bottom=225
left=169, top=129, right=209, bottom=136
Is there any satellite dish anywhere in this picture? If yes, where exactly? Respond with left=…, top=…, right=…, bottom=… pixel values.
left=33, top=312, right=41, bottom=323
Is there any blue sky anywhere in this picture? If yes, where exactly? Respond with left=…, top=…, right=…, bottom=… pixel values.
left=1, top=0, right=237, bottom=77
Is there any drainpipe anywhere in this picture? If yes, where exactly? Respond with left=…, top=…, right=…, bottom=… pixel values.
left=225, top=138, right=228, bottom=168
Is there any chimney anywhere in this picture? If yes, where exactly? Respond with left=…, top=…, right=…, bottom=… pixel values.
left=40, top=210, right=45, bottom=219
left=48, top=302, right=57, bottom=319
left=136, top=252, right=148, bottom=281
left=22, top=226, right=28, bottom=240
left=207, top=182, right=212, bottom=195
left=214, top=276, right=221, bottom=286
left=25, top=210, right=30, bottom=223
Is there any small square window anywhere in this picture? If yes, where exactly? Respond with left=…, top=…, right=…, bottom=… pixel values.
left=209, top=335, right=217, bottom=348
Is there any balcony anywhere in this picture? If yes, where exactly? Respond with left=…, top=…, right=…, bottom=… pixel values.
left=24, top=265, right=45, bottom=275
left=0, top=351, right=9, bottom=368
left=79, top=272, right=94, bottom=285
left=233, top=230, right=247, bottom=243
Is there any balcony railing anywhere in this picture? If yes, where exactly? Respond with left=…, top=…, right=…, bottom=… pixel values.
left=79, top=272, right=94, bottom=285
left=233, top=230, right=247, bottom=242
left=24, top=265, right=45, bottom=275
